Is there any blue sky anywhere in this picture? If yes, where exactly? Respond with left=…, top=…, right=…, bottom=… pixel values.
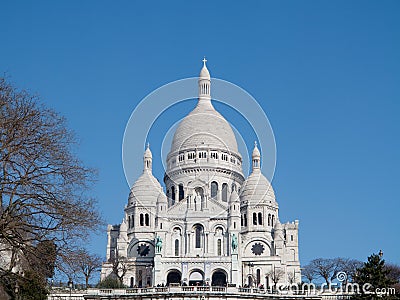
left=1, top=0, right=399, bottom=271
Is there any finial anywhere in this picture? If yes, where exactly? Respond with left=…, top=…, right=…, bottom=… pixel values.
left=203, top=57, right=207, bottom=66
left=254, top=141, right=258, bottom=148
left=146, top=142, right=150, bottom=149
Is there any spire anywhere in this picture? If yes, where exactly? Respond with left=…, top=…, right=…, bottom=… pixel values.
left=198, top=57, right=211, bottom=102
left=252, top=141, right=261, bottom=172
left=143, top=143, right=152, bottom=172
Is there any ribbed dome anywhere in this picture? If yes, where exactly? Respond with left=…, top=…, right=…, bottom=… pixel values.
left=129, top=171, right=163, bottom=205
left=240, top=171, right=276, bottom=203
left=170, top=101, right=239, bottom=153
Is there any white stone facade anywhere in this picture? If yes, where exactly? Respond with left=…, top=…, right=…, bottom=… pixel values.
left=101, top=60, right=301, bottom=289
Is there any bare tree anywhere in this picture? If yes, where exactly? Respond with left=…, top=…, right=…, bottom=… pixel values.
left=308, top=258, right=337, bottom=286
left=339, top=258, right=363, bottom=284
left=266, top=268, right=285, bottom=291
left=302, top=264, right=316, bottom=283
left=386, top=263, right=400, bottom=295
left=110, top=253, right=129, bottom=286
left=67, top=249, right=102, bottom=288
left=0, top=77, right=102, bottom=297
left=307, top=257, right=363, bottom=287
left=386, top=264, right=400, bottom=283
left=287, top=272, right=296, bottom=285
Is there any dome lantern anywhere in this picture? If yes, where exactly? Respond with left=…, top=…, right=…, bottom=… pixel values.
left=198, top=57, right=211, bottom=102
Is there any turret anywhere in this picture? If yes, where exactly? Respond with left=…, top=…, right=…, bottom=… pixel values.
left=228, top=189, right=241, bottom=232
left=273, top=219, right=284, bottom=256
left=252, top=141, right=261, bottom=172
left=144, top=143, right=152, bottom=172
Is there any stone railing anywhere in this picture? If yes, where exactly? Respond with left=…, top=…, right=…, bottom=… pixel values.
left=49, top=287, right=354, bottom=300
left=86, top=286, right=318, bottom=297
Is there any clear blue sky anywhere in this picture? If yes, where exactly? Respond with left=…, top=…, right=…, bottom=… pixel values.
left=1, top=0, right=399, bottom=269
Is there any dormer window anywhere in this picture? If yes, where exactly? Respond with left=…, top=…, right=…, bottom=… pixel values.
left=188, top=152, right=196, bottom=160
left=210, top=152, right=218, bottom=159
left=221, top=154, right=228, bottom=161
left=198, top=151, right=207, bottom=159
left=178, top=154, right=185, bottom=162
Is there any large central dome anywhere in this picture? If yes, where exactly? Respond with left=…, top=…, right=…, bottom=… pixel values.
left=170, top=101, right=239, bottom=153
left=169, top=59, right=239, bottom=155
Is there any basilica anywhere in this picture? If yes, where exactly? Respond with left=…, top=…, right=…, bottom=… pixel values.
left=100, top=60, right=301, bottom=289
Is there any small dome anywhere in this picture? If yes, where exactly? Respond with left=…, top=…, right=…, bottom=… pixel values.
left=240, top=172, right=275, bottom=203
left=200, top=65, right=210, bottom=79
left=157, top=192, right=167, bottom=203
left=129, top=171, right=163, bottom=205
left=274, top=219, right=283, bottom=230
left=252, top=142, right=260, bottom=158
left=230, top=189, right=240, bottom=202
left=144, top=143, right=152, bottom=159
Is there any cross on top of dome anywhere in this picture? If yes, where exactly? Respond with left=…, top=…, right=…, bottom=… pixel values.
left=199, top=57, right=210, bottom=80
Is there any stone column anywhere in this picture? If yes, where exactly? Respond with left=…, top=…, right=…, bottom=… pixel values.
left=154, top=253, right=162, bottom=285
left=187, top=233, right=191, bottom=254
left=205, top=232, right=209, bottom=254
left=231, top=253, right=239, bottom=285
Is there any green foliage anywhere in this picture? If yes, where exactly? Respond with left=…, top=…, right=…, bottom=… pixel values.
left=96, top=275, right=126, bottom=289
left=25, top=240, right=57, bottom=279
left=352, top=253, right=398, bottom=299
left=18, top=270, right=48, bottom=300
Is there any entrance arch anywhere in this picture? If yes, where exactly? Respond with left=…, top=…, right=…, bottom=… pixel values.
left=166, top=270, right=181, bottom=285
left=211, top=270, right=227, bottom=286
left=189, top=269, right=204, bottom=286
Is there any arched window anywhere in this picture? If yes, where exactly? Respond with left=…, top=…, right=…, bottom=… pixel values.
left=241, top=215, right=243, bottom=226
left=140, top=214, right=144, bottom=226
left=178, top=184, right=184, bottom=201
left=128, top=216, right=131, bottom=228
left=131, top=216, right=134, bottom=228
left=145, top=214, right=149, bottom=226
left=175, top=239, right=179, bottom=256
left=211, top=181, right=218, bottom=199
left=258, top=212, right=263, bottom=225
left=244, top=214, right=247, bottom=227
left=271, top=215, right=275, bottom=227
left=268, top=214, right=271, bottom=226
left=231, top=183, right=237, bottom=192
left=256, top=269, right=261, bottom=286
left=217, top=239, right=222, bottom=256
left=195, top=225, right=203, bottom=248
left=130, top=277, right=134, bottom=288
left=171, top=186, right=176, bottom=201
left=253, top=213, right=257, bottom=225
left=222, top=183, right=228, bottom=202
